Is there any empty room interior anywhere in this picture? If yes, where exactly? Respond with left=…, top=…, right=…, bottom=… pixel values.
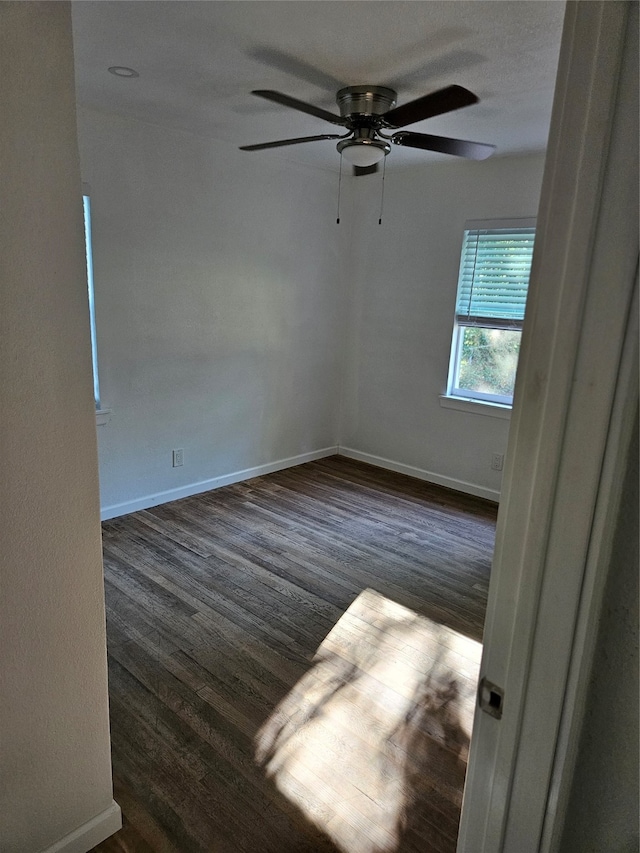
left=3, top=2, right=638, bottom=853
left=75, top=2, right=557, bottom=850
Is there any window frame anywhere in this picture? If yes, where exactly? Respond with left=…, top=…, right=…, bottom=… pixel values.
left=446, top=217, right=536, bottom=408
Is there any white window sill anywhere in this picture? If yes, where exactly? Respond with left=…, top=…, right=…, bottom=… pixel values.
left=96, top=408, right=112, bottom=426
left=439, top=395, right=512, bottom=420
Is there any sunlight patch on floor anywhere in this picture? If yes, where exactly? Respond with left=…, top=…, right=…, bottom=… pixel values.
left=255, top=589, right=482, bottom=853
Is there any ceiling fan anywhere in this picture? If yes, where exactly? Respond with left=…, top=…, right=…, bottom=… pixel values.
left=239, top=84, right=495, bottom=174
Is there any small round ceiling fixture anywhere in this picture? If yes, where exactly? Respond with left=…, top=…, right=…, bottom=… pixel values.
left=108, top=66, right=139, bottom=78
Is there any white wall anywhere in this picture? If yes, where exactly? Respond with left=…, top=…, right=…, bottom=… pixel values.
left=340, top=154, right=546, bottom=499
left=76, top=108, right=350, bottom=516
left=0, top=4, right=118, bottom=852
left=78, top=106, right=545, bottom=513
left=561, top=413, right=639, bottom=852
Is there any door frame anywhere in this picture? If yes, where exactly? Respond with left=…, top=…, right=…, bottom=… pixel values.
left=457, top=2, right=638, bottom=850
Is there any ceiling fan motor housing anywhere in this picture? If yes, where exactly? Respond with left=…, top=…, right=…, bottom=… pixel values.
left=336, top=86, right=397, bottom=120
left=335, top=87, right=396, bottom=164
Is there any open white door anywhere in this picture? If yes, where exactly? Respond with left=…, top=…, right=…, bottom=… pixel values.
left=458, top=2, right=638, bottom=850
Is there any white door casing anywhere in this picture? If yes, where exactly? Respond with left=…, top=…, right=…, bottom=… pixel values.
left=457, top=2, right=639, bottom=850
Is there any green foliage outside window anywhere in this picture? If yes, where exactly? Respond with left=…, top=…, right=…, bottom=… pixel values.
left=458, top=327, right=521, bottom=397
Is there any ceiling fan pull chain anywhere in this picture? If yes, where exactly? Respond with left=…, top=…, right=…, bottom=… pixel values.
left=336, top=152, right=344, bottom=225
left=378, top=156, right=387, bottom=225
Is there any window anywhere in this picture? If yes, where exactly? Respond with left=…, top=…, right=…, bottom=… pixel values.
left=447, top=218, right=536, bottom=407
left=82, top=190, right=100, bottom=409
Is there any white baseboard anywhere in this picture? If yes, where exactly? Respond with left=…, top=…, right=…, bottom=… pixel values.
left=100, top=446, right=339, bottom=520
left=40, top=801, right=122, bottom=853
left=338, top=447, right=500, bottom=502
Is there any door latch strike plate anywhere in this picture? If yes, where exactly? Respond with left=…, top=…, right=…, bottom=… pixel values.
left=478, top=676, right=504, bottom=720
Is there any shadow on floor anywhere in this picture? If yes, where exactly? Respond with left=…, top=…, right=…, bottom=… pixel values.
left=255, top=589, right=481, bottom=853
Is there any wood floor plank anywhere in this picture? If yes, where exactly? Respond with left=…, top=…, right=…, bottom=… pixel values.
left=91, top=456, right=496, bottom=853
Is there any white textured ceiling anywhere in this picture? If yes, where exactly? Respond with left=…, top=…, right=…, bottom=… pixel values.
left=71, top=1, right=565, bottom=171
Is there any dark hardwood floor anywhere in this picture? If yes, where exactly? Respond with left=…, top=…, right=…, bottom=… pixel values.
left=91, top=456, right=497, bottom=853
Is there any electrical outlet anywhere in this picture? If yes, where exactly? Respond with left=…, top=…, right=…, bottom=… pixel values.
left=172, top=448, right=184, bottom=468
left=491, top=453, right=504, bottom=471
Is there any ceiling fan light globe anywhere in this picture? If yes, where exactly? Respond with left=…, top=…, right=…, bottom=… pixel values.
left=338, top=140, right=388, bottom=167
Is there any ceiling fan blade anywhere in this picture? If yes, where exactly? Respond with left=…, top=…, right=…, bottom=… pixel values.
left=392, top=131, right=495, bottom=160
left=381, top=84, right=478, bottom=128
left=251, top=90, right=347, bottom=125
left=239, top=134, right=343, bottom=151
left=353, top=164, right=379, bottom=177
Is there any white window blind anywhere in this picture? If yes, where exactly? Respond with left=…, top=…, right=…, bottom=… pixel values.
left=455, top=224, right=536, bottom=328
